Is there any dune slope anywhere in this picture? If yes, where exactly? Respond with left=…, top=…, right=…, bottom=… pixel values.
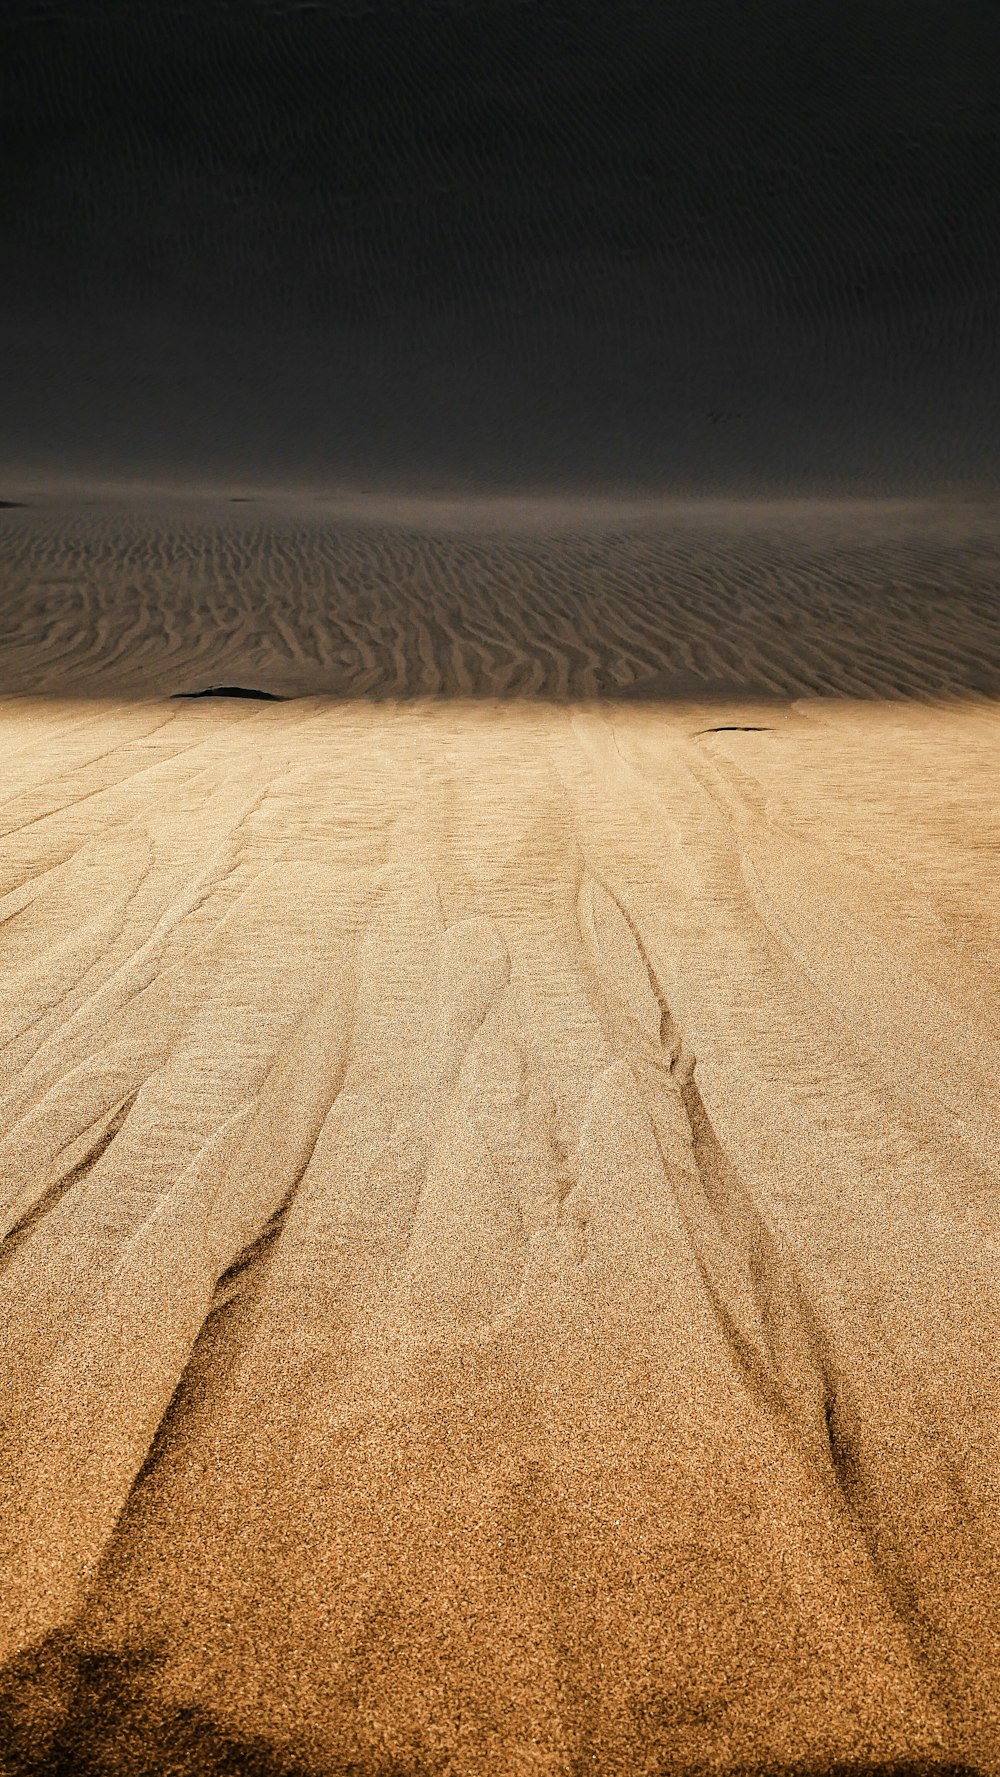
left=0, top=503, right=997, bottom=1775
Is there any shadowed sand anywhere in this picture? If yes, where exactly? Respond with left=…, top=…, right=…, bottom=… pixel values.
left=0, top=499, right=997, bottom=1775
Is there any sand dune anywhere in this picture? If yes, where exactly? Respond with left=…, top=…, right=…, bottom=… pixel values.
left=0, top=498, right=998, bottom=701
left=0, top=502, right=998, bottom=1775
left=5, top=2, right=998, bottom=495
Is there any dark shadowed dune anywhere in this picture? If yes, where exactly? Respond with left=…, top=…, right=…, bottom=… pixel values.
left=0, top=499, right=997, bottom=700
left=1, top=0, right=998, bottom=491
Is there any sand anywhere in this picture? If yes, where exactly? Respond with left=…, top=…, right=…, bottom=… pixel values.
left=0, top=497, right=997, bottom=1776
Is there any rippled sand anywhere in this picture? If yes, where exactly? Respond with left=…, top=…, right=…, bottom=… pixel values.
left=1, top=496, right=998, bottom=701
left=0, top=499, right=997, bottom=1776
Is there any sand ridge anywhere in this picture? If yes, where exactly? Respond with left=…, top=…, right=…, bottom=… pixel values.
left=0, top=505, right=997, bottom=1774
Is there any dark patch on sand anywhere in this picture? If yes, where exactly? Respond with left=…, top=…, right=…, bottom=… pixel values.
left=172, top=687, right=288, bottom=701
left=0, top=1630, right=982, bottom=1777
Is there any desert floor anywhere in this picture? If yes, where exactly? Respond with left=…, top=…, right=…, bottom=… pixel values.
left=0, top=497, right=997, bottom=1776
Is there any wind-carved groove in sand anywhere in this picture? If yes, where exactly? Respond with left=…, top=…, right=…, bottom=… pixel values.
left=128, top=1195, right=308, bottom=1510
left=0, top=976, right=356, bottom=1669
left=576, top=874, right=1000, bottom=1764
left=399, top=911, right=522, bottom=1327
left=577, top=874, right=852, bottom=1491
left=0, top=1088, right=139, bottom=1272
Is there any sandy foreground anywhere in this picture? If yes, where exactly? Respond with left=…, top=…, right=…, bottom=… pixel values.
left=0, top=500, right=998, bottom=1775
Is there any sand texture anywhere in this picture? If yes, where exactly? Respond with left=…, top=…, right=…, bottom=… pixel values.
left=0, top=501, right=998, bottom=1776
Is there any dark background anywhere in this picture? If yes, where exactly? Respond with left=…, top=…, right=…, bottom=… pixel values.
left=2, top=0, right=998, bottom=496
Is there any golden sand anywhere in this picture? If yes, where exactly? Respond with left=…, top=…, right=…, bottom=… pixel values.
left=0, top=499, right=997, bottom=1774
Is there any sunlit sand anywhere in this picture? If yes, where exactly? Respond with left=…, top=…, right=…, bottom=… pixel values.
left=0, top=497, right=997, bottom=1774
